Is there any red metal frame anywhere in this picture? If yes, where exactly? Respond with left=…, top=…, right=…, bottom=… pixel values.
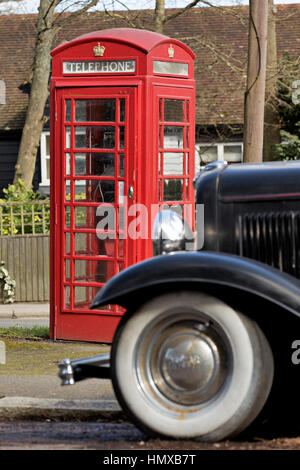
left=50, top=29, right=195, bottom=342
left=155, top=87, right=195, bottom=228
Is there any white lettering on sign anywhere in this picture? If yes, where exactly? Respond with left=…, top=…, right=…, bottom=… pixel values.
left=63, top=60, right=136, bottom=74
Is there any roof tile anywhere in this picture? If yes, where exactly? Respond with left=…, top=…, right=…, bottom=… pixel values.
left=0, top=5, right=299, bottom=129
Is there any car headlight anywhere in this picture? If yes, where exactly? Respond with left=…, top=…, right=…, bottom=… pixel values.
left=152, top=210, right=194, bottom=256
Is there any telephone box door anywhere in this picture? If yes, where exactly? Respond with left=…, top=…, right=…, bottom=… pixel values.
left=53, top=87, right=136, bottom=342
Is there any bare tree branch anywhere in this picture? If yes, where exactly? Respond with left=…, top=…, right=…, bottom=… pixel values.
left=165, top=0, right=205, bottom=24
left=102, top=3, right=140, bottom=29
left=53, top=0, right=100, bottom=31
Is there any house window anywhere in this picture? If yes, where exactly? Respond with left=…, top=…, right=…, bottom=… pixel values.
left=40, top=131, right=50, bottom=186
left=195, top=142, right=243, bottom=173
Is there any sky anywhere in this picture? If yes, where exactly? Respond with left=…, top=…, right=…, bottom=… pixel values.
left=0, top=0, right=300, bottom=15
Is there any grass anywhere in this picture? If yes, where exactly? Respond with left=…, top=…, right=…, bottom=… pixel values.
left=0, top=326, right=49, bottom=339
left=0, top=335, right=109, bottom=375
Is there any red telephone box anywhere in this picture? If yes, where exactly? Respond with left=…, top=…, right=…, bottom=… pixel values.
left=50, top=28, right=195, bottom=342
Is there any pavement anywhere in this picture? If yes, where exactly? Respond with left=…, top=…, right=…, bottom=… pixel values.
left=0, top=302, right=124, bottom=421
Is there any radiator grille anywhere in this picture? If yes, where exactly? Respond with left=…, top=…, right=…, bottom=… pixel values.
left=236, top=212, right=300, bottom=278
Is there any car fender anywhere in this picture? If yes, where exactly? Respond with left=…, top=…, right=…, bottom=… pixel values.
left=90, top=251, right=300, bottom=318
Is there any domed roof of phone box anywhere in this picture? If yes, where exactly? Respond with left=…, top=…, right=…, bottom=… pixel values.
left=51, top=27, right=195, bottom=58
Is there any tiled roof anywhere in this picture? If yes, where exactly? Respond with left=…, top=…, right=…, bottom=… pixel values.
left=0, top=4, right=299, bottom=130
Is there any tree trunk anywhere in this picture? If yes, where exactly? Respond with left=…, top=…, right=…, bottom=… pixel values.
left=154, top=0, right=165, bottom=34
left=243, top=0, right=268, bottom=163
left=264, top=0, right=281, bottom=161
left=14, top=0, right=57, bottom=188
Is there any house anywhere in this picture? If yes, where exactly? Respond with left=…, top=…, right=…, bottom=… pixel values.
left=0, top=4, right=300, bottom=196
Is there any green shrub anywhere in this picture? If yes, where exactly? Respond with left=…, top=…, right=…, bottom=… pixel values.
left=273, top=130, right=300, bottom=161
left=0, top=179, right=50, bottom=235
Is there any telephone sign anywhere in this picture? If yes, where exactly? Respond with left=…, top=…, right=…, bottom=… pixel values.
left=63, top=60, right=136, bottom=74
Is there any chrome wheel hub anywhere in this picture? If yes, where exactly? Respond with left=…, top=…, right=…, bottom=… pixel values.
left=136, top=315, right=230, bottom=408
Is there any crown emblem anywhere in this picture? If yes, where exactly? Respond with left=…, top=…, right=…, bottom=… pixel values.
left=93, top=42, right=105, bottom=57
left=168, top=44, right=174, bottom=58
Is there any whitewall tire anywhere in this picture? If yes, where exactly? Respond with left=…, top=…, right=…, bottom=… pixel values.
left=111, top=291, right=274, bottom=441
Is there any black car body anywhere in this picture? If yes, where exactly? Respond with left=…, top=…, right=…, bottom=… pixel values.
left=59, top=160, right=300, bottom=442
left=197, top=160, right=300, bottom=277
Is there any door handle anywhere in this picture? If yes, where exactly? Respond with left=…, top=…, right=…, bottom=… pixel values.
left=128, top=186, right=134, bottom=199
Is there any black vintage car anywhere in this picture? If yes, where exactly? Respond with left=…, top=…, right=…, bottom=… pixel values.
left=58, top=160, right=300, bottom=442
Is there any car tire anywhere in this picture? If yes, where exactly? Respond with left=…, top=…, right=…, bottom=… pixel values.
left=111, top=290, right=274, bottom=441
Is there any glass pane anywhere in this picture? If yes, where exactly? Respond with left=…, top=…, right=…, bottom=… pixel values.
left=65, top=233, right=71, bottom=254
left=198, top=145, right=218, bottom=164
left=74, top=206, right=94, bottom=229
left=119, top=126, right=125, bottom=149
left=74, top=286, right=92, bottom=309
left=65, top=259, right=70, bottom=282
left=65, top=99, right=71, bottom=122
left=119, top=154, right=124, bottom=177
left=118, top=181, right=124, bottom=204
left=118, top=206, right=125, bottom=232
left=65, top=181, right=71, bottom=201
left=74, top=180, right=115, bottom=203
left=73, top=286, right=114, bottom=311
left=118, top=261, right=125, bottom=273
left=75, top=206, right=89, bottom=228
left=74, top=154, right=86, bottom=175
left=163, top=152, right=184, bottom=175
left=75, top=99, right=115, bottom=122
left=65, top=153, right=71, bottom=176
left=64, top=286, right=71, bottom=309
left=163, top=179, right=183, bottom=201
left=186, top=100, right=190, bottom=122
left=159, top=98, right=163, bottom=122
left=74, top=203, right=115, bottom=232
left=75, top=126, right=115, bottom=149
left=74, top=153, right=115, bottom=176
left=74, top=233, right=115, bottom=257
left=74, top=232, right=92, bottom=255
left=65, top=127, right=71, bottom=148
left=164, top=99, right=184, bottom=122
left=163, top=127, right=183, bottom=149
left=74, top=259, right=115, bottom=283
left=185, top=153, right=189, bottom=174
left=224, top=145, right=242, bottom=163
left=118, top=239, right=125, bottom=258
left=65, top=206, right=71, bottom=228
left=119, top=99, right=125, bottom=122
left=75, top=206, right=115, bottom=231
left=159, top=126, right=163, bottom=148
left=94, top=181, right=115, bottom=202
